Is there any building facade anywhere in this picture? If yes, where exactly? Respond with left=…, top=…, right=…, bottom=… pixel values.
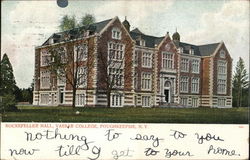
left=33, top=17, right=232, bottom=108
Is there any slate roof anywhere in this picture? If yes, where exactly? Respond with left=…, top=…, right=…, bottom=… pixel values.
left=174, top=41, right=220, bottom=56
left=41, top=17, right=220, bottom=57
left=130, top=28, right=164, bottom=48
left=42, top=18, right=112, bottom=46
left=198, top=43, right=220, bottom=56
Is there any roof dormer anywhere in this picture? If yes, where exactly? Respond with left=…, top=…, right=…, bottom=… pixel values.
left=189, top=48, right=194, bottom=55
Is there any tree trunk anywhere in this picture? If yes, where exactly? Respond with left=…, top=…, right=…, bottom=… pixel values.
left=72, top=86, right=76, bottom=108
left=107, top=89, right=111, bottom=108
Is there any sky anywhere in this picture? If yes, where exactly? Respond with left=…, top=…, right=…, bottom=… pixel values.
left=1, top=0, right=249, bottom=88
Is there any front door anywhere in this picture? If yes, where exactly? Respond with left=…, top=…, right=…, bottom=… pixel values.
left=164, top=89, right=169, bottom=103
left=51, top=94, right=54, bottom=105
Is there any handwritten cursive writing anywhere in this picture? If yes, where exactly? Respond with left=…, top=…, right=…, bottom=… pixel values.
left=9, top=148, right=40, bottom=156
left=195, top=133, right=224, bottom=144
left=111, top=148, right=134, bottom=160
left=170, top=130, right=187, bottom=139
left=165, top=148, right=194, bottom=158
left=207, top=145, right=240, bottom=156
left=105, top=129, right=122, bottom=141
left=130, top=134, right=163, bottom=147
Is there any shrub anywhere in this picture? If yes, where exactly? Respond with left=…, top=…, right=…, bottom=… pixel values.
left=0, top=94, right=18, bottom=113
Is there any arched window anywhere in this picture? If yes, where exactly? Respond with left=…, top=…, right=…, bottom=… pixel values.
left=164, top=81, right=171, bottom=88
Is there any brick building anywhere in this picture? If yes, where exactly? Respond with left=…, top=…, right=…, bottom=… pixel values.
left=33, top=16, right=232, bottom=108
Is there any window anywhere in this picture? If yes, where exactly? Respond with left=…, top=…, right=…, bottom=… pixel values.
left=134, top=73, right=138, bottom=90
left=220, top=50, right=225, bottom=58
left=111, top=94, right=123, bottom=107
left=191, top=98, right=198, bottom=107
left=75, top=94, right=85, bottom=106
left=74, top=44, right=88, bottom=61
left=140, top=40, right=146, bottom=46
left=142, top=52, right=152, bottom=68
left=217, top=60, right=227, bottom=94
left=112, top=28, right=121, bottom=40
left=178, top=47, right=183, bottom=53
left=77, top=67, right=87, bottom=87
left=141, top=73, right=151, bottom=90
left=181, top=58, right=189, bottom=72
left=40, top=94, right=49, bottom=104
left=40, top=70, right=50, bottom=89
left=134, top=51, right=139, bottom=66
left=191, top=59, right=200, bottom=73
left=180, top=77, right=189, bottom=93
left=41, top=50, right=51, bottom=66
left=58, top=76, right=66, bottom=86
left=142, top=96, right=151, bottom=107
left=58, top=46, right=67, bottom=63
left=109, top=67, right=123, bottom=87
left=189, top=49, right=194, bottom=55
left=180, top=97, right=188, bottom=106
left=162, top=52, right=174, bottom=69
left=108, top=42, right=124, bottom=61
left=191, top=78, right=199, bottom=93
left=218, top=98, right=226, bottom=107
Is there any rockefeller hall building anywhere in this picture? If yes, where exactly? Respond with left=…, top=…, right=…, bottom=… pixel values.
left=33, top=17, right=232, bottom=108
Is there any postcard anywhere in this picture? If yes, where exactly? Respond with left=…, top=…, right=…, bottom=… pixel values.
left=1, top=0, right=249, bottom=160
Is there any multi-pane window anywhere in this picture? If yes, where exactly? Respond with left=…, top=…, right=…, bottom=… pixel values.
left=40, top=70, right=50, bottom=88
left=181, top=58, right=189, bottom=72
left=189, top=49, right=194, bottom=55
left=75, top=94, right=85, bottom=106
left=180, top=77, right=189, bottom=93
left=191, top=59, right=200, bottom=73
left=111, top=94, right=123, bottom=107
left=220, top=50, right=226, bottom=58
left=191, top=78, right=199, bottom=93
left=134, top=51, right=139, bottom=66
left=191, top=98, right=198, bottom=107
left=180, top=97, right=188, bottom=106
left=58, top=76, right=66, bottom=86
left=178, top=47, right=183, bottom=53
left=108, top=42, right=124, bottom=61
left=40, top=94, right=49, bottom=104
left=58, top=46, right=67, bottom=63
left=109, top=67, right=123, bottom=87
left=142, top=52, right=152, bottom=67
left=217, top=60, right=227, bottom=94
left=77, top=67, right=87, bottom=87
left=142, top=96, right=151, bottom=107
left=41, top=50, right=51, bottom=66
left=74, top=44, right=88, bottom=61
left=141, top=73, right=151, bottom=90
left=218, top=98, right=226, bottom=107
left=162, top=52, right=174, bottom=69
left=140, top=40, right=146, bottom=46
left=134, top=72, right=138, bottom=90
left=112, top=28, right=121, bottom=40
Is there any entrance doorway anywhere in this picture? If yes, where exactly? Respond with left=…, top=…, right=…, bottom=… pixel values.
left=164, top=81, right=171, bottom=103
left=51, top=94, right=54, bottom=105
left=164, top=89, right=169, bottom=103
left=59, top=88, right=64, bottom=104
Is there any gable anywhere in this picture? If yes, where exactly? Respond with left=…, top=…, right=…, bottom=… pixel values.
left=99, top=16, right=134, bottom=42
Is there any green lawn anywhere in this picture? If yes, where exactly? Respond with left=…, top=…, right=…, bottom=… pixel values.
left=1, top=106, right=249, bottom=123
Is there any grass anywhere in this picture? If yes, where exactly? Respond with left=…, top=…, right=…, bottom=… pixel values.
left=1, top=106, right=249, bottom=123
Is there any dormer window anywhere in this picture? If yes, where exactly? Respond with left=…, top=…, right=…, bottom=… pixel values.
left=178, top=47, right=183, bottom=53
left=220, top=50, right=225, bottom=58
left=112, top=28, right=121, bottom=40
left=140, top=39, right=146, bottom=46
left=189, top=49, right=194, bottom=55
left=49, top=38, right=54, bottom=44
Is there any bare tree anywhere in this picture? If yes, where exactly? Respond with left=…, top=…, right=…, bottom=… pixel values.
left=48, top=36, right=91, bottom=107
left=98, top=42, right=133, bottom=107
